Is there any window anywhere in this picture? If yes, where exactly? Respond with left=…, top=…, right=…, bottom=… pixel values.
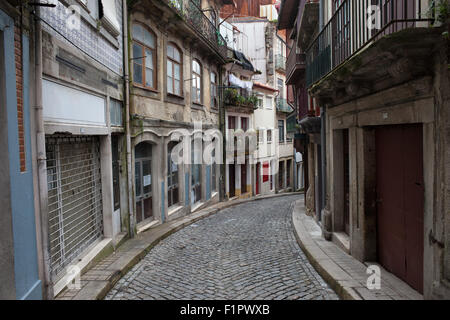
left=241, top=117, right=248, bottom=132
left=256, top=129, right=262, bottom=144
left=167, top=43, right=182, bottom=96
left=257, top=97, right=263, bottom=109
left=278, top=120, right=285, bottom=143
left=277, top=78, right=284, bottom=99
left=168, top=142, right=179, bottom=208
left=110, top=98, right=123, bottom=126
left=100, top=0, right=121, bottom=37
left=192, top=60, right=202, bottom=104
left=267, top=129, right=272, bottom=143
left=132, top=24, right=156, bottom=90
left=86, top=0, right=99, bottom=20
left=210, top=72, right=217, bottom=108
left=228, top=116, right=236, bottom=130
left=266, top=96, right=273, bottom=109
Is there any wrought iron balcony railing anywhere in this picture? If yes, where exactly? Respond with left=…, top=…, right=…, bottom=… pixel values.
left=306, top=0, right=434, bottom=87
left=276, top=98, right=294, bottom=113
left=275, top=54, right=287, bottom=72
left=167, top=0, right=227, bottom=58
left=286, top=48, right=306, bottom=84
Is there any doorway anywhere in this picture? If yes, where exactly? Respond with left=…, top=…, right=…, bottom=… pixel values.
left=256, top=162, right=260, bottom=195
left=229, top=164, right=235, bottom=198
left=135, top=142, right=153, bottom=224
left=375, top=124, right=424, bottom=294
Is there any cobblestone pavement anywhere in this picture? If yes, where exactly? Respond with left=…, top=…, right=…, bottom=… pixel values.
left=105, top=195, right=339, bottom=300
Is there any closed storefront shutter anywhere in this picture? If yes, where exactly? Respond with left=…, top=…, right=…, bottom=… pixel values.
left=46, top=136, right=103, bottom=280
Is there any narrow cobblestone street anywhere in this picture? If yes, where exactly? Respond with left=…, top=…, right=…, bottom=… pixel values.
left=105, top=195, right=338, bottom=300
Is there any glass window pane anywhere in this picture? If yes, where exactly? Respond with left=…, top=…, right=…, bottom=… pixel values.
left=193, top=60, right=200, bottom=73
left=167, top=44, right=174, bottom=60
left=174, top=47, right=180, bottom=62
left=174, top=64, right=180, bottom=80
left=167, top=76, right=173, bottom=93
left=133, top=43, right=142, bottom=62
left=145, top=49, right=153, bottom=69
left=132, top=24, right=143, bottom=43
left=135, top=162, right=141, bottom=197
left=133, top=63, right=143, bottom=84
left=145, top=68, right=153, bottom=88
left=143, top=29, right=155, bottom=48
left=174, top=80, right=180, bottom=95
left=167, top=61, right=173, bottom=77
left=143, top=160, right=151, bottom=194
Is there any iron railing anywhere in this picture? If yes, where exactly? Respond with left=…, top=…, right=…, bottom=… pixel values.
left=167, top=0, right=227, bottom=58
left=306, top=0, right=434, bottom=87
left=276, top=97, right=294, bottom=113
left=286, top=48, right=306, bottom=82
left=275, top=54, right=287, bottom=72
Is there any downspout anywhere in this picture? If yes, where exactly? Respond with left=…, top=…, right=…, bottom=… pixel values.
left=319, top=0, right=328, bottom=223
left=123, top=0, right=134, bottom=237
left=33, top=6, right=53, bottom=299
left=219, top=66, right=225, bottom=202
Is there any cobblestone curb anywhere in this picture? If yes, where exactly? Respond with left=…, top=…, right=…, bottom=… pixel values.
left=291, top=200, right=423, bottom=300
left=57, top=192, right=303, bottom=300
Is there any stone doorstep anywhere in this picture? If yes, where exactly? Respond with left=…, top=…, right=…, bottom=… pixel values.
left=56, top=191, right=302, bottom=300
left=291, top=201, right=423, bottom=300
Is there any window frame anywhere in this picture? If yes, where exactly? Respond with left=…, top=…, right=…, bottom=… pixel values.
left=192, top=59, right=202, bottom=105
left=167, top=42, right=183, bottom=97
left=132, top=23, right=157, bottom=91
left=278, top=120, right=285, bottom=143
left=210, top=71, right=218, bottom=109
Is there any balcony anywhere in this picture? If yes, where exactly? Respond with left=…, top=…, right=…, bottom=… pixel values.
left=306, top=0, right=435, bottom=89
left=163, top=0, right=227, bottom=58
left=224, top=88, right=258, bottom=113
left=285, top=49, right=306, bottom=84
left=275, top=54, right=287, bottom=73
left=276, top=98, right=294, bottom=114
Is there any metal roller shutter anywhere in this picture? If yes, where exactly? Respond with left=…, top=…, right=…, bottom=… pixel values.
left=46, top=135, right=103, bottom=280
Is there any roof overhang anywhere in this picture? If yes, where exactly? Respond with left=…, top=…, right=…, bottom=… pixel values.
left=297, top=1, right=320, bottom=51
left=277, top=0, right=300, bottom=30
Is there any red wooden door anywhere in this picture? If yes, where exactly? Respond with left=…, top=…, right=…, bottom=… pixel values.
left=375, top=124, right=424, bottom=294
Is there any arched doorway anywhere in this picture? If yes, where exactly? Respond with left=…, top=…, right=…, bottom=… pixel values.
left=135, top=142, right=153, bottom=224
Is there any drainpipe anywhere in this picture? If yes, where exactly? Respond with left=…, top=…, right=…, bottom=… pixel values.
left=319, top=0, right=327, bottom=220
left=33, top=6, right=53, bottom=299
left=219, top=66, right=226, bottom=202
left=123, top=0, right=134, bottom=237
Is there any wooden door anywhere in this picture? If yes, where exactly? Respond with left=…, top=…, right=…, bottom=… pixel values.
left=376, top=124, right=424, bottom=294
left=256, top=162, right=260, bottom=195
left=229, top=164, right=235, bottom=198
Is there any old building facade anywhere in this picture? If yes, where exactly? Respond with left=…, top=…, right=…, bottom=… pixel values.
left=225, top=11, right=295, bottom=197
left=127, top=0, right=229, bottom=232
left=279, top=0, right=450, bottom=299
left=0, top=0, right=42, bottom=300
